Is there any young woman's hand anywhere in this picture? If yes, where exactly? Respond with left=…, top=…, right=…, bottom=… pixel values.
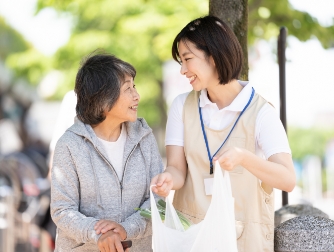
left=95, top=220, right=127, bottom=240
left=97, top=230, right=128, bottom=252
left=150, top=172, right=174, bottom=197
left=213, top=147, right=246, bottom=171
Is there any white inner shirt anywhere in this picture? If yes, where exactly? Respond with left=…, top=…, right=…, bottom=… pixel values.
left=165, top=81, right=291, bottom=159
left=98, top=123, right=127, bottom=181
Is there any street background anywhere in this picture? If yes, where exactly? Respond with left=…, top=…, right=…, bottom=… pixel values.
left=0, top=0, right=334, bottom=251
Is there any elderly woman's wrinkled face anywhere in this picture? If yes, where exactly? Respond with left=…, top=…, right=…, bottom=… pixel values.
left=105, top=75, right=140, bottom=123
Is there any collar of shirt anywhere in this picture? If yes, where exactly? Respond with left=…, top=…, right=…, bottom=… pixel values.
left=199, top=80, right=253, bottom=112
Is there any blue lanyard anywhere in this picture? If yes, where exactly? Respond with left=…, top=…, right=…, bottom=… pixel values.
left=199, top=87, right=255, bottom=174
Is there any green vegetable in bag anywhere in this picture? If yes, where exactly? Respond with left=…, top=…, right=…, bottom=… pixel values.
left=135, top=199, right=193, bottom=230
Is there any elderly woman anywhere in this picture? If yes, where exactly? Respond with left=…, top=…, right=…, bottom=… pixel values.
left=51, top=52, right=163, bottom=252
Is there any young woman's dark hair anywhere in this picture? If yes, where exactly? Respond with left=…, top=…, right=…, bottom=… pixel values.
left=171, top=15, right=243, bottom=85
left=75, top=51, right=136, bottom=125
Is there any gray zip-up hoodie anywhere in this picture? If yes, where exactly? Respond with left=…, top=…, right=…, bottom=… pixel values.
left=51, top=117, right=163, bottom=252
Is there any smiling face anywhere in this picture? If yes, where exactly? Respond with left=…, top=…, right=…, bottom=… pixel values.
left=105, top=75, right=140, bottom=123
left=178, top=40, right=219, bottom=91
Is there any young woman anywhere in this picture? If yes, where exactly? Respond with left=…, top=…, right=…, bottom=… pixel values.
left=151, top=16, right=296, bottom=252
left=51, top=52, right=163, bottom=252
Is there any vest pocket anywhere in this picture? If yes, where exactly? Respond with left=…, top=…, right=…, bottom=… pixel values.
left=259, top=182, right=275, bottom=224
left=242, top=222, right=274, bottom=252
left=260, top=223, right=274, bottom=252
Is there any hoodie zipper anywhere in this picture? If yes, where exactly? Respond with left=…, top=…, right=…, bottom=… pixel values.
left=86, top=137, right=139, bottom=219
left=121, top=144, right=138, bottom=186
left=119, top=144, right=138, bottom=218
left=92, top=144, right=119, bottom=184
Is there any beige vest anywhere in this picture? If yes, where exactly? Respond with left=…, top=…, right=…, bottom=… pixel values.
left=173, top=90, right=275, bottom=252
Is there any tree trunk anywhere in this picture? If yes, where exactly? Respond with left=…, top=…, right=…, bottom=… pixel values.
left=209, top=0, right=249, bottom=80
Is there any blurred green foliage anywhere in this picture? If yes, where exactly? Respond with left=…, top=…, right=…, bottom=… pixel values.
left=31, top=0, right=334, bottom=127
left=0, top=17, right=31, bottom=59
left=288, top=127, right=334, bottom=161
left=248, top=0, right=334, bottom=48
left=1, top=0, right=334, bottom=128
left=35, top=0, right=209, bottom=127
left=6, top=49, right=52, bottom=86
left=0, top=17, right=53, bottom=86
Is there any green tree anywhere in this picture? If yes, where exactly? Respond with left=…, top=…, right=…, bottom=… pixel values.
left=4, top=0, right=334, bottom=130
left=210, top=0, right=334, bottom=80
left=209, top=0, right=248, bottom=80
left=35, top=0, right=208, bottom=132
left=248, top=0, right=334, bottom=48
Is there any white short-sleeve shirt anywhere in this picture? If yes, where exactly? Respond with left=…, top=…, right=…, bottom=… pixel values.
left=165, top=81, right=291, bottom=159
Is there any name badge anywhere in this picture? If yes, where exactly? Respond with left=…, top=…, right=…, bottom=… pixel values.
left=204, top=178, right=214, bottom=195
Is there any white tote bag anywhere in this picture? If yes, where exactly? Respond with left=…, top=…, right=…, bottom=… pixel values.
left=150, top=161, right=238, bottom=252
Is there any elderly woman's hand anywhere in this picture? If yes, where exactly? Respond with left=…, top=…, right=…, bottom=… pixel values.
left=97, top=230, right=128, bottom=252
left=95, top=220, right=127, bottom=240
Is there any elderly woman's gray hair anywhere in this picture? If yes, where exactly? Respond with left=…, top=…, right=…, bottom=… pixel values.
left=75, top=51, right=136, bottom=125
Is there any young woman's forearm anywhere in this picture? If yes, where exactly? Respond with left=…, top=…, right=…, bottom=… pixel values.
left=164, top=165, right=187, bottom=190
left=165, top=145, right=188, bottom=191
left=241, top=150, right=296, bottom=192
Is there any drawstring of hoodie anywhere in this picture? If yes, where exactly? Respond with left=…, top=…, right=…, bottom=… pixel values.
left=84, top=138, right=103, bottom=209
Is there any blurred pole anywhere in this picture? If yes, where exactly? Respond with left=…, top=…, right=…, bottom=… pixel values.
left=278, top=27, right=289, bottom=206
